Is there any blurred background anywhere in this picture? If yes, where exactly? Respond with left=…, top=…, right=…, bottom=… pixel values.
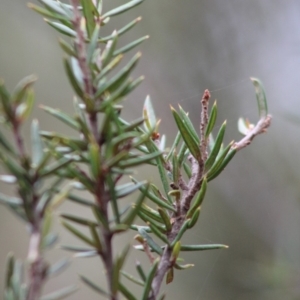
left=1, top=0, right=300, bottom=299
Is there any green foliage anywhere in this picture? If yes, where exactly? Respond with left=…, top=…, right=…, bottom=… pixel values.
left=0, top=0, right=271, bottom=299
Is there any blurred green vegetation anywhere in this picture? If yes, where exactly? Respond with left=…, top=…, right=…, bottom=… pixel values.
left=1, top=0, right=300, bottom=299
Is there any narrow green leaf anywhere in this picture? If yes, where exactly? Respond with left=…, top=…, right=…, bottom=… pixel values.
left=58, top=38, right=76, bottom=57
left=140, top=204, right=164, bottom=224
left=61, top=221, right=96, bottom=247
left=137, top=211, right=166, bottom=232
left=250, top=77, right=268, bottom=118
left=12, top=74, right=37, bottom=105
left=60, top=245, right=95, bottom=252
left=186, top=178, right=207, bottom=218
left=99, top=17, right=142, bottom=42
left=101, top=31, right=118, bottom=68
left=146, top=142, right=172, bottom=204
left=180, top=244, right=228, bottom=251
left=64, top=58, right=84, bottom=98
left=92, top=206, right=109, bottom=229
left=171, top=106, right=201, bottom=161
left=89, top=226, right=102, bottom=251
left=28, top=3, right=69, bottom=22
left=96, top=54, right=123, bottom=82
left=41, top=157, right=73, bottom=178
left=0, top=193, right=22, bottom=206
left=119, top=151, right=162, bottom=168
left=122, top=183, right=149, bottom=226
left=113, top=35, right=149, bottom=56
left=88, top=142, right=101, bottom=179
left=143, top=95, right=156, bottom=131
left=40, top=285, right=77, bottom=300
left=148, top=222, right=169, bottom=244
left=120, top=75, right=144, bottom=97
left=138, top=228, right=163, bottom=255
left=179, top=105, right=200, bottom=144
left=183, top=162, right=191, bottom=178
left=15, top=89, right=35, bottom=122
left=40, top=105, right=79, bottom=130
left=171, top=220, right=190, bottom=247
left=1, top=155, right=26, bottom=178
left=115, top=181, right=146, bottom=199
left=178, top=141, right=188, bottom=166
left=121, top=271, right=144, bottom=286
left=81, top=0, right=98, bottom=39
left=39, top=0, right=71, bottom=16
left=172, top=150, right=179, bottom=184
left=158, top=208, right=172, bottom=231
left=80, top=275, right=109, bottom=295
left=205, top=120, right=226, bottom=170
left=130, top=225, right=151, bottom=233
left=131, top=177, right=175, bottom=212
left=41, top=233, right=58, bottom=249
left=102, top=0, right=145, bottom=18
left=141, top=258, right=159, bottom=300
left=171, top=241, right=181, bottom=261
left=112, top=245, right=130, bottom=293
left=0, top=84, right=13, bottom=121
left=47, top=258, right=70, bottom=278
left=166, top=131, right=181, bottom=161
left=31, top=119, right=44, bottom=167
left=187, top=207, right=200, bottom=229
left=0, top=130, right=15, bottom=155
left=61, top=214, right=98, bottom=227
left=136, top=261, right=146, bottom=281
left=65, top=193, right=94, bottom=207
left=174, top=263, right=194, bottom=270
left=207, top=148, right=237, bottom=181
left=40, top=131, right=87, bottom=150
left=118, top=282, right=138, bottom=300
left=205, top=101, right=217, bottom=138
left=166, top=268, right=174, bottom=284
left=95, top=52, right=141, bottom=97
left=45, top=20, right=76, bottom=37
left=98, top=79, right=132, bottom=111
left=111, top=224, right=129, bottom=234
left=5, top=253, right=14, bottom=288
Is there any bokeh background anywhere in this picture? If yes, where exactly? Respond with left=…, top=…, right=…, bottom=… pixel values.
left=1, top=0, right=300, bottom=299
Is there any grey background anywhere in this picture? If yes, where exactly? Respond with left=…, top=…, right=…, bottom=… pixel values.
left=1, top=0, right=300, bottom=299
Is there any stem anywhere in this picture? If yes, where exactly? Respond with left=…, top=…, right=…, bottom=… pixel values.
left=70, top=2, right=117, bottom=298
left=103, top=231, right=117, bottom=300
left=233, top=115, right=272, bottom=150
left=71, top=0, right=93, bottom=98
left=26, top=226, right=46, bottom=300
left=12, top=120, right=47, bottom=300
left=13, top=122, right=26, bottom=159
left=96, top=181, right=118, bottom=300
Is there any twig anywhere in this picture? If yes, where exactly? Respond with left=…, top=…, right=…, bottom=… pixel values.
left=200, top=89, right=210, bottom=161
left=71, top=0, right=98, bottom=139
left=71, top=0, right=93, bottom=98
left=149, top=90, right=272, bottom=300
left=233, top=115, right=272, bottom=150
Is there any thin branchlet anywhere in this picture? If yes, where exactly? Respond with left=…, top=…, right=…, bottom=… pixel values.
left=149, top=89, right=271, bottom=300
left=233, top=115, right=272, bottom=150
left=200, top=89, right=210, bottom=162
left=70, top=2, right=118, bottom=299
left=71, top=0, right=98, bottom=139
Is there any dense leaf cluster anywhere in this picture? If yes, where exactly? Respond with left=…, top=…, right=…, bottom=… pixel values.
left=0, top=1, right=271, bottom=300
